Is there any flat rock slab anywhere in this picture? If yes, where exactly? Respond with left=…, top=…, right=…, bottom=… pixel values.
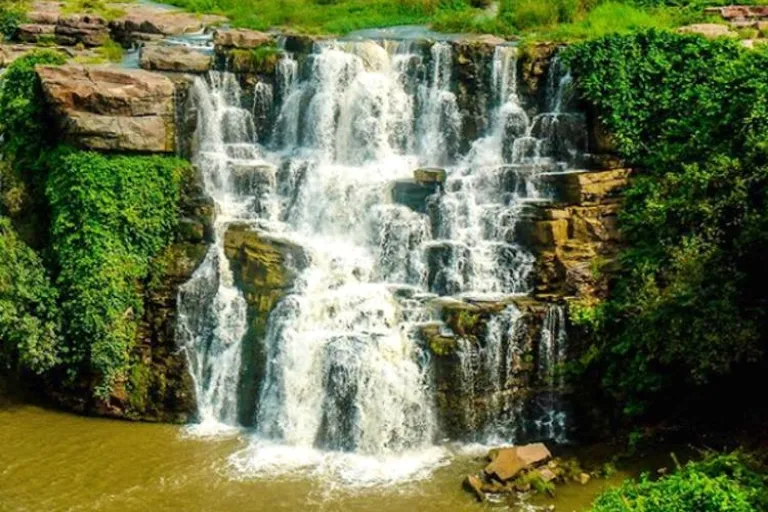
left=37, top=65, right=176, bottom=152
left=140, top=44, right=212, bottom=73
left=214, top=28, right=274, bottom=49
left=485, top=443, right=552, bottom=482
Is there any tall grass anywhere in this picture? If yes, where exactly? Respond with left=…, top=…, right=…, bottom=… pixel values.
left=165, top=0, right=707, bottom=39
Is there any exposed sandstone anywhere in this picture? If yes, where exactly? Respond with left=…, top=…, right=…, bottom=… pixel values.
left=37, top=65, right=176, bottom=152
left=139, top=44, right=212, bottom=73
left=214, top=28, right=274, bottom=49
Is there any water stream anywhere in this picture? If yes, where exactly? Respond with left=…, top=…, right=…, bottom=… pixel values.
left=177, top=39, right=584, bottom=484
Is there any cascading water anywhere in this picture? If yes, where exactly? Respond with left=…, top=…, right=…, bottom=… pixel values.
left=534, top=305, right=569, bottom=443
left=178, top=39, right=582, bottom=482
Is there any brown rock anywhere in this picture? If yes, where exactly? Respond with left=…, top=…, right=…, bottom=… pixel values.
left=16, top=23, right=56, bottom=42
left=538, top=467, right=557, bottom=483
left=464, top=474, right=486, bottom=502
left=578, top=472, right=591, bottom=485
left=140, top=45, right=212, bottom=73
left=37, top=65, right=176, bottom=152
left=485, top=443, right=552, bottom=482
left=214, top=28, right=273, bottom=49
left=413, top=167, right=447, bottom=185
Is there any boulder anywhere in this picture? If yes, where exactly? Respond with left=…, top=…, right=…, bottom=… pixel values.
left=37, top=65, right=176, bottom=152
left=485, top=443, right=552, bottom=482
left=413, top=167, right=447, bottom=185
left=677, top=24, right=736, bottom=39
left=348, top=40, right=390, bottom=73
left=139, top=44, right=212, bottom=73
left=214, top=28, right=273, bottom=49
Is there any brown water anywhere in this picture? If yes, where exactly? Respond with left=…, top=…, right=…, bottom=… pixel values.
left=0, top=402, right=663, bottom=512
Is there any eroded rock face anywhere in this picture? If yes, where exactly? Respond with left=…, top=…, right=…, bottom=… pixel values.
left=223, top=224, right=308, bottom=425
left=139, top=44, right=212, bottom=73
left=37, top=65, right=176, bottom=152
left=518, top=169, right=629, bottom=298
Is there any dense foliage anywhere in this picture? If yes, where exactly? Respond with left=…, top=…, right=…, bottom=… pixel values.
left=0, top=49, right=66, bottom=169
left=589, top=453, right=768, bottom=511
left=0, top=217, right=61, bottom=374
left=47, top=149, right=188, bottom=397
left=0, top=1, right=25, bottom=40
left=566, top=31, right=768, bottom=414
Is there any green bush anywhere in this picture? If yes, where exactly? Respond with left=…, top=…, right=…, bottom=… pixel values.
left=0, top=217, right=61, bottom=374
left=566, top=31, right=768, bottom=414
left=0, top=49, right=67, bottom=167
left=46, top=148, right=189, bottom=397
left=589, top=453, right=768, bottom=512
left=0, top=3, right=25, bottom=41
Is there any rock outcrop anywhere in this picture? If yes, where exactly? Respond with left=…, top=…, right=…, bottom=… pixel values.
left=517, top=169, right=629, bottom=298
left=223, top=224, right=308, bottom=425
left=485, top=443, right=552, bottom=482
left=37, top=65, right=176, bottom=152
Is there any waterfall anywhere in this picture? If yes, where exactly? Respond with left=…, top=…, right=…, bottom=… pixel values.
left=534, top=305, right=569, bottom=443
left=177, top=73, right=262, bottom=432
left=177, top=39, right=583, bottom=480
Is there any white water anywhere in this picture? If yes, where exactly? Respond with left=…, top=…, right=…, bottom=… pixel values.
left=178, top=41, right=580, bottom=482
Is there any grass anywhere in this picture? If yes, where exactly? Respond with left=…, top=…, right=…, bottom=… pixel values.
left=164, top=0, right=486, bottom=34
left=61, top=0, right=129, bottom=21
left=163, top=0, right=726, bottom=41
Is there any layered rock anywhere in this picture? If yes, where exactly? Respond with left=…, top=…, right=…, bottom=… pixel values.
left=223, top=224, right=308, bottom=425
left=37, top=65, right=176, bottom=152
left=518, top=169, right=629, bottom=298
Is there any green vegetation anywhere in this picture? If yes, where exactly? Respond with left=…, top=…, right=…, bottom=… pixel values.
left=589, top=453, right=768, bottom=511
left=0, top=1, right=26, bottom=41
left=0, top=217, right=61, bottom=375
left=0, top=51, right=188, bottom=399
left=566, top=30, right=768, bottom=415
left=61, top=0, right=127, bottom=21
left=164, top=0, right=727, bottom=40
left=47, top=148, right=188, bottom=397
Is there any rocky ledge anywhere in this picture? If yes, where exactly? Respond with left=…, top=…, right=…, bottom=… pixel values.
left=37, top=65, right=177, bottom=152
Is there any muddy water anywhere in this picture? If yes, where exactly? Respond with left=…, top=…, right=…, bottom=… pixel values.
left=0, top=403, right=661, bottom=512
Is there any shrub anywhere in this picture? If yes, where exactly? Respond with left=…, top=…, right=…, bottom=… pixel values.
left=0, top=216, right=61, bottom=374
left=46, top=148, right=189, bottom=397
left=0, top=49, right=67, bottom=166
left=566, top=31, right=768, bottom=414
left=589, top=453, right=768, bottom=512
left=0, top=3, right=25, bottom=41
